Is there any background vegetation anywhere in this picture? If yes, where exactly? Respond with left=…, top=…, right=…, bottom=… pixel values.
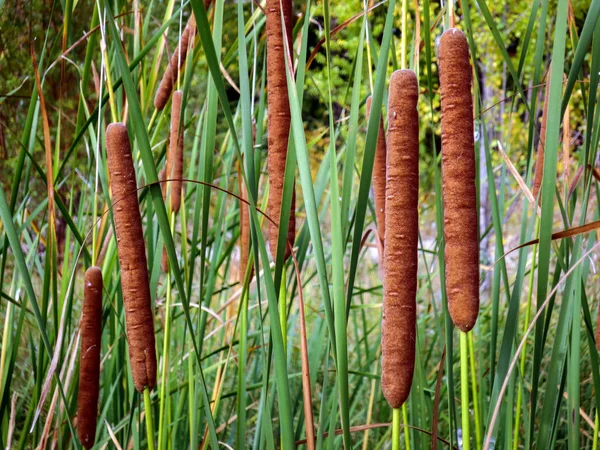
left=0, top=0, right=599, bottom=448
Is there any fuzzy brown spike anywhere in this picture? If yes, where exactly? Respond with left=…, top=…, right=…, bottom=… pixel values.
left=266, top=0, right=295, bottom=261
left=154, top=16, right=195, bottom=111
left=366, top=95, right=387, bottom=248
left=77, top=267, right=103, bottom=449
left=105, top=123, right=157, bottom=392
left=382, top=69, right=419, bottom=409
left=438, top=28, right=480, bottom=332
left=532, top=68, right=552, bottom=201
left=169, top=90, right=184, bottom=213
left=238, top=160, right=252, bottom=283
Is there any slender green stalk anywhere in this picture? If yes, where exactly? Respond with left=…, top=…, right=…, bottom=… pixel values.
left=402, top=403, right=411, bottom=450
left=514, top=230, right=538, bottom=450
left=144, top=388, right=156, bottom=450
left=401, top=0, right=407, bottom=70
left=468, top=332, right=481, bottom=449
left=158, top=215, right=175, bottom=450
left=594, top=411, right=599, bottom=450
left=392, top=408, right=401, bottom=450
left=460, top=331, right=470, bottom=450
left=279, top=264, right=287, bottom=354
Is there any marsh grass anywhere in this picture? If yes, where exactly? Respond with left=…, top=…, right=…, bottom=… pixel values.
left=0, top=0, right=599, bottom=449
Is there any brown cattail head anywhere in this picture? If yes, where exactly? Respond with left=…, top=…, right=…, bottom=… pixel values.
left=77, top=266, right=103, bottom=449
left=238, top=162, right=253, bottom=283
left=160, top=164, right=170, bottom=273
left=366, top=95, right=387, bottom=249
left=105, top=123, right=157, bottom=392
left=382, top=70, right=419, bottom=409
left=266, top=0, right=295, bottom=261
left=154, top=16, right=196, bottom=111
left=439, top=28, right=479, bottom=332
left=532, top=67, right=552, bottom=201
left=169, top=90, right=185, bottom=213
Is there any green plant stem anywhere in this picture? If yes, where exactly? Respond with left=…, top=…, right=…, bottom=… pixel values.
left=514, top=226, right=538, bottom=450
left=279, top=264, right=287, bottom=354
left=392, top=407, right=401, bottom=450
left=402, top=403, right=411, bottom=450
left=158, top=217, right=174, bottom=450
left=447, top=0, right=454, bottom=28
left=401, top=0, right=407, bottom=70
left=460, top=331, right=470, bottom=450
left=593, top=411, right=599, bottom=450
left=144, top=388, right=156, bottom=450
left=468, top=332, right=481, bottom=449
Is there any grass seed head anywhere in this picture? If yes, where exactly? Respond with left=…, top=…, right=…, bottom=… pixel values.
left=105, top=122, right=157, bottom=392
left=77, top=266, right=103, bottom=449
left=266, top=0, right=295, bottom=261
left=438, top=28, right=480, bottom=332
left=366, top=95, right=387, bottom=248
left=381, top=69, right=419, bottom=409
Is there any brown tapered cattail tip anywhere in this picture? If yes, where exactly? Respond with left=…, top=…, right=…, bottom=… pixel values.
left=154, top=18, right=195, bottom=111
left=106, top=123, right=157, bottom=392
left=439, top=28, right=480, bottom=332
left=532, top=68, right=551, bottom=201
left=170, top=90, right=184, bottom=213
left=365, top=95, right=387, bottom=248
left=381, top=69, right=419, bottom=409
left=77, top=266, right=103, bottom=449
left=266, top=0, right=295, bottom=262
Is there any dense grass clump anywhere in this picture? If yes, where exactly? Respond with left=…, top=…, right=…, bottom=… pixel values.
left=0, top=1, right=599, bottom=449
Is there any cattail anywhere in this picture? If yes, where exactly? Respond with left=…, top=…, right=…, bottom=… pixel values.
left=154, top=16, right=195, bottom=111
left=160, top=165, right=170, bottom=273
left=105, top=123, right=157, bottom=392
left=239, top=161, right=252, bottom=283
left=438, top=28, right=479, bottom=332
left=77, top=266, right=103, bottom=449
left=532, top=68, right=552, bottom=200
left=266, top=0, right=295, bottom=261
left=160, top=90, right=184, bottom=273
left=169, top=90, right=184, bottom=213
left=381, top=69, right=419, bottom=409
left=366, top=95, right=387, bottom=247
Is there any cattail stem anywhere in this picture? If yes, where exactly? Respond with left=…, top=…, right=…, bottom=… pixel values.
left=447, top=0, right=454, bottom=28
left=158, top=230, right=174, bottom=450
left=279, top=265, right=287, bottom=354
left=513, top=220, right=538, bottom=450
left=144, top=388, right=156, bottom=450
left=402, top=404, right=411, bottom=450
left=392, top=408, right=401, bottom=450
left=593, top=412, right=599, bottom=450
left=460, top=331, right=471, bottom=450
left=401, top=0, right=407, bottom=69
left=468, top=332, right=482, bottom=449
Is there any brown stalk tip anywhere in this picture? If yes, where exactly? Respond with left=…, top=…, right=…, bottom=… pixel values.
left=438, top=28, right=480, bottom=332
left=77, top=266, right=103, bottom=449
left=532, top=68, right=551, bottom=201
left=154, top=17, right=195, bottom=111
left=239, top=164, right=252, bottom=283
left=382, top=69, right=419, bottom=409
left=366, top=95, right=387, bottom=248
left=105, top=123, right=157, bottom=392
left=266, top=0, right=295, bottom=262
left=169, top=90, right=184, bottom=213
